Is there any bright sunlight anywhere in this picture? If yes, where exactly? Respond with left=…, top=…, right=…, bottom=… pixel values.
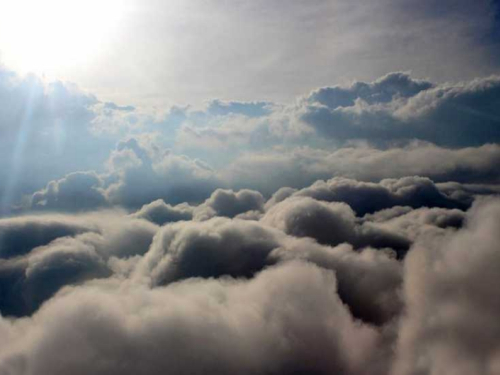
left=0, top=0, right=126, bottom=75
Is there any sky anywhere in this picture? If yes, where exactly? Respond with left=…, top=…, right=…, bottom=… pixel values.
left=1, top=1, right=500, bottom=374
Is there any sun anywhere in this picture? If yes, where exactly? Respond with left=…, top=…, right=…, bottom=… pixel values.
left=0, top=0, right=127, bottom=75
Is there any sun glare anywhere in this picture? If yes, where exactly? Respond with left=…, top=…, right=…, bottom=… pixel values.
left=0, top=0, right=126, bottom=75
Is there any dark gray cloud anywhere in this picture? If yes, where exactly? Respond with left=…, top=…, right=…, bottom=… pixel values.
left=131, top=200, right=194, bottom=226
left=436, top=181, right=500, bottom=206
left=0, top=216, right=93, bottom=258
left=308, top=72, right=433, bottom=108
left=262, top=196, right=410, bottom=253
left=134, top=218, right=282, bottom=285
left=302, top=74, right=500, bottom=147
left=363, top=206, right=466, bottom=242
left=0, top=239, right=110, bottom=317
left=264, top=187, right=298, bottom=210
left=0, top=212, right=157, bottom=316
left=288, top=176, right=466, bottom=216
left=193, top=188, right=265, bottom=220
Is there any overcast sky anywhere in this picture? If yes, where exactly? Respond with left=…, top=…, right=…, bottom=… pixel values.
left=1, top=0, right=499, bottom=107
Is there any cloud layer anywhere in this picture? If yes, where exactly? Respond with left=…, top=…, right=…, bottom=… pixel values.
left=1, top=64, right=500, bottom=374
left=1, top=188, right=499, bottom=374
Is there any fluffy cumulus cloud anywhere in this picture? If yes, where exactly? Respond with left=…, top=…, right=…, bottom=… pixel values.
left=0, top=262, right=390, bottom=375
left=284, top=176, right=466, bottom=215
left=193, top=188, right=265, bottom=220
left=262, top=196, right=410, bottom=253
left=393, top=198, right=500, bottom=375
left=302, top=73, right=500, bottom=147
left=134, top=218, right=282, bottom=285
left=130, top=200, right=194, bottom=225
left=7, top=70, right=498, bottom=216
left=1, top=63, right=500, bottom=374
left=0, top=67, right=117, bottom=213
left=0, top=212, right=157, bottom=316
left=0, top=180, right=499, bottom=373
left=31, top=171, right=108, bottom=211
left=28, top=140, right=500, bottom=214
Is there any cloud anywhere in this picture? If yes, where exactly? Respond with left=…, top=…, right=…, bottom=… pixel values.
left=2, top=71, right=497, bottom=216
left=103, top=102, right=135, bottom=112
left=0, top=261, right=389, bottom=375
left=308, top=72, right=433, bottom=108
left=172, top=74, right=500, bottom=153
left=105, top=139, right=221, bottom=208
left=0, top=68, right=115, bottom=213
left=435, top=181, right=500, bottom=206
left=0, top=212, right=157, bottom=316
left=270, top=241, right=403, bottom=326
left=134, top=218, right=282, bottom=286
left=225, top=142, right=500, bottom=195
left=363, top=206, right=466, bottom=242
left=206, top=100, right=272, bottom=117
left=392, top=197, right=500, bottom=375
left=193, top=188, right=265, bottom=220
left=262, top=196, right=410, bottom=252
left=31, top=171, right=108, bottom=211
left=28, top=138, right=222, bottom=211
left=29, top=141, right=496, bottom=219
left=284, top=176, right=465, bottom=216
left=0, top=8, right=499, bottom=372
left=131, top=188, right=265, bottom=225
left=0, top=215, right=93, bottom=258
left=302, top=74, right=500, bottom=147
left=0, top=182, right=498, bottom=374
left=131, top=200, right=194, bottom=226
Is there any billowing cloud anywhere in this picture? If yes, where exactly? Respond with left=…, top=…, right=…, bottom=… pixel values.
left=392, top=197, right=500, bottom=375
left=308, top=72, right=433, bottom=108
left=0, top=262, right=389, bottom=375
left=282, top=176, right=465, bottom=216
left=134, top=218, right=282, bottom=285
left=262, top=196, right=410, bottom=252
left=0, top=183, right=499, bottom=374
left=31, top=171, right=108, bottom=211
left=363, top=206, right=466, bottom=241
left=0, top=68, right=115, bottom=213
left=270, top=241, right=403, bottom=326
left=193, top=188, right=265, bottom=220
left=302, top=74, right=500, bottom=147
left=1, top=60, right=500, bottom=375
left=0, top=212, right=157, bottom=316
left=0, top=215, right=93, bottom=258
left=131, top=200, right=194, bottom=225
